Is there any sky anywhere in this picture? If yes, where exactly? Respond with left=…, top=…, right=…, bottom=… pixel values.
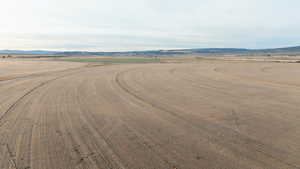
left=0, top=0, right=299, bottom=51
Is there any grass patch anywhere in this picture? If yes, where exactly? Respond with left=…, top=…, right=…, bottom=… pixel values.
left=59, top=57, right=160, bottom=64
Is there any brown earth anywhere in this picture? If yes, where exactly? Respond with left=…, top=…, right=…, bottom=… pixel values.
left=0, top=59, right=84, bottom=79
left=1, top=60, right=300, bottom=169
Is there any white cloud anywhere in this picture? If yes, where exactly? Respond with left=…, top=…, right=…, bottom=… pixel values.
left=0, top=0, right=299, bottom=50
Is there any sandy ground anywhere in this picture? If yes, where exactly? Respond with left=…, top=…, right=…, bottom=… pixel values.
left=0, top=59, right=84, bottom=79
left=1, top=60, right=300, bottom=169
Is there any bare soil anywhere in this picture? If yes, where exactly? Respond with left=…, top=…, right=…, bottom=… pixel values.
left=1, top=59, right=300, bottom=169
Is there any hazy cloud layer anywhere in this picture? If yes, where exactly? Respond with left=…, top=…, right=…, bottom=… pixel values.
left=0, top=0, right=299, bottom=51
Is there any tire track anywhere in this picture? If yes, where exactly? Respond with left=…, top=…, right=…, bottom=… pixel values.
left=115, top=67, right=300, bottom=169
left=0, top=67, right=89, bottom=169
left=2, top=62, right=300, bottom=169
left=0, top=67, right=86, bottom=128
left=213, top=66, right=300, bottom=89
left=78, top=91, right=176, bottom=169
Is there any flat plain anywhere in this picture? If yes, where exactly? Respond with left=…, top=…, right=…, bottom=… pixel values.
left=1, top=57, right=300, bottom=169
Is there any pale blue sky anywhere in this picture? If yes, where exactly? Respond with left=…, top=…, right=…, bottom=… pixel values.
left=0, top=0, right=299, bottom=51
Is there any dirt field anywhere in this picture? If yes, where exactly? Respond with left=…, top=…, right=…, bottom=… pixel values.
left=0, top=59, right=84, bottom=80
left=1, top=59, right=300, bottom=169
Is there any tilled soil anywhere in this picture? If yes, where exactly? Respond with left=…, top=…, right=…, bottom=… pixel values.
left=1, top=61, right=300, bottom=169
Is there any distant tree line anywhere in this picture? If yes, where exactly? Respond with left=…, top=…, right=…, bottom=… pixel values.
left=2, top=55, right=12, bottom=58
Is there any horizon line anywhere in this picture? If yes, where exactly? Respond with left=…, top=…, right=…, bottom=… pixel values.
left=1, top=45, right=299, bottom=53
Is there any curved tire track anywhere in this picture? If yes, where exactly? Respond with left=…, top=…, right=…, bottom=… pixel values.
left=114, top=66, right=300, bottom=169
left=0, top=68, right=86, bottom=128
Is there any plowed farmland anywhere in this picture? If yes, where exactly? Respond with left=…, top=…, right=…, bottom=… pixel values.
left=1, top=59, right=300, bottom=169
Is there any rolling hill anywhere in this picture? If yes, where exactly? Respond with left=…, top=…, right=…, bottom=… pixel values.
left=1, top=46, right=300, bottom=56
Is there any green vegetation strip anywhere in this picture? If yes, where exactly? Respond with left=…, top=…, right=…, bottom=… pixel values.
left=59, top=58, right=160, bottom=64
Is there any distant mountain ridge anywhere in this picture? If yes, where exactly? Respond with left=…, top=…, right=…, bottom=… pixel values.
left=1, top=46, right=300, bottom=56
